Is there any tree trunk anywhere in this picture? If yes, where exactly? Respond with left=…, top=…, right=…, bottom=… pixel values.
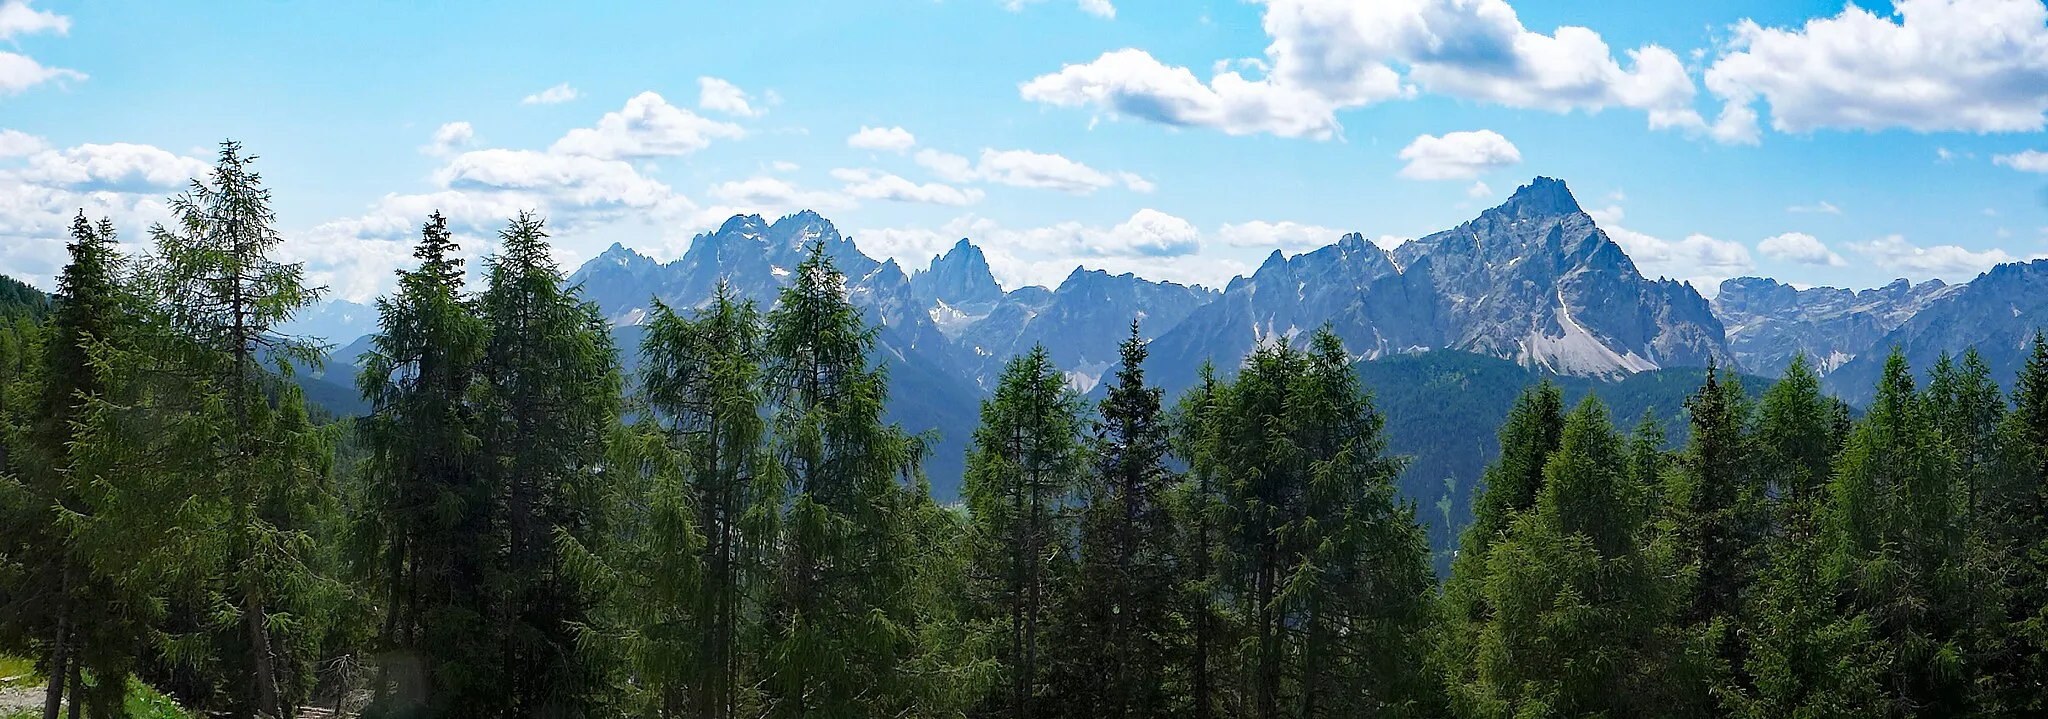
left=247, top=586, right=282, bottom=718
left=41, top=613, right=69, bottom=719
left=64, top=662, right=82, bottom=719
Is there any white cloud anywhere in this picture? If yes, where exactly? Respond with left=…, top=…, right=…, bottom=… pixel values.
left=847, top=125, right=917, bottom=152
left=1757, top=231, right=1846, bottom=266
left=1004, top=0, right=1117, bottom=20
left=424, top=121, right=474, bottom=156
left=1397, top=130, right=1521, bottom=180
left=697, top=76, right=765, bottom=118
left=1845, top=234, right=2017, bottom=278
left=770, top=160, right=800, bottom=172
left=1118, top=172, right=1156, bottom=193
left=1021, top=0, right=1701, bottom=139
left=550, top=91, right=744, bottom=160
left=1994, top=149, right=2048, bottom=172
left=1604, top=225, right=1755, bottom=288
left=1467, top=181, right=1493, bottom=198
left=19, top=142, right=211, bottom=193
left=859, top=213, right=1250, bottom=289
left=1020, top=48, right=1351, bottom=139
left=916, top=147, right=1132, bottom=195
left=1787, top=200, right=1841, bottom=214
left=831, top=168, right=983, bottom=206
left=0, top=1, right=80, bottom=95
left=521, top=83, right=580, bottom=106
left=0, top=0, right=67, bottom=38
left=0, top=133, right=205, bottom=288
left=0, top=128, right=47, bottom=157
left=1704, top=0, right=2048, bottom=142
left=1217, top=220, right=1345, bottom=252
left=706, top=176, right=851, bottom=213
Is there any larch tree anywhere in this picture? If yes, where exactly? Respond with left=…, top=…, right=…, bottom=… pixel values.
left=476, top=211, right=622, bottom=715
left=758, top=242, right=927, bottom=718
left=964, top=345, right=1083, bottom=719
left=133, top=141, right=334, bottom=717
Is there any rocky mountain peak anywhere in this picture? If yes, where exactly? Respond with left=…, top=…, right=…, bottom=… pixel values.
left=910, top=238, right=1003, bottom=308
left=1494, top=176, right=1583, bottom=219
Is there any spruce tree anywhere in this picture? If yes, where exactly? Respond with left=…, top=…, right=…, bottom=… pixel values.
left=964, top=345, right=1083, bottom=719
left=355, top=212, right=498, bottom=714
left=1655, top=365, right=1765, bottom=711
left=0, top=212, right=150, bottom=717
left=759, top=242, right=927, bottom=718
left=1987, top=333, right=2048, bottom=711
left=476, top=211, right=621, bottom=714
left=1208, top=330, right=1435, bottom=718
left=1047, top=322, right=1180, bottom=718
left=1167, top=363, right=1233, bottom=719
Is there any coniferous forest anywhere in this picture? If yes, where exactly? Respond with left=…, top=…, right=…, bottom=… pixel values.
left=7, top=143, right=2048, bottom=719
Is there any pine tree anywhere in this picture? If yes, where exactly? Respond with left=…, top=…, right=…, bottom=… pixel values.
left=355, top=212, right=498, bottom=715
left=1738, top=354, right=1876, bottom=718
left=1047, top=322, right=1181, bottom=718
left=964, top=345, right=1083, bottom=719
left=476, top=211, right=622, bottom=714
left=758, top=242, right=927, bottom=718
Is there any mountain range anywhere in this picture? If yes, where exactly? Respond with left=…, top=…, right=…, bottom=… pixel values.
left=289, top=176, right=2045, bottom=549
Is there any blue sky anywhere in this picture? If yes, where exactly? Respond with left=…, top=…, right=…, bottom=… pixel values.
left=3, top=0, right=2046, bottom=301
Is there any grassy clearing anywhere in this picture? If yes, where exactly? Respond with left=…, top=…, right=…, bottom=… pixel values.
left=0, top=655, right=191, bottom=719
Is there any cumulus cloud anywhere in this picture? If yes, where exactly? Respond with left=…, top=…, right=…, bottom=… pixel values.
left=706, top=176, right=851, bottom=213
left=0, top=0, right=82, bottom=95
left=424, top=121, right=475, bottom=156
left=831, top=168, right=983, bottom=206
left=1757, top=231, right=1846, bottom=266
left=1467, top=181, right=1494, bottom=198
left=19, top=142, right=211, bottom=193
left=1704, top=0, right=2048, bottom=142
left=915, top=147, right=1137, bottom=195
left=1021, top=0, right=1701, bottom=139
left=1994, top=149, right=2048, bottom=172
left=1604, top=225, right=1755, bottom=288
left=1118, top=172, right=1156, bottom=193
left=1217, top=220, right=1345, bottom=252
left=0, top=132, right=206, bottom=287
left=697, top=76, right=765, bottom=118
left=847, top=125, right=917, bottom=152
left=298, top=93, right=757, bottom=300
left=0, top=128, right=48, bottom=157
left=550, top=91, right=745, bottom=160
left=521, top=83, right=580, bottom=105
left=1845, top=234, right=2018, bottom=277
left=1397, top=130, right=1521, bottom=180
